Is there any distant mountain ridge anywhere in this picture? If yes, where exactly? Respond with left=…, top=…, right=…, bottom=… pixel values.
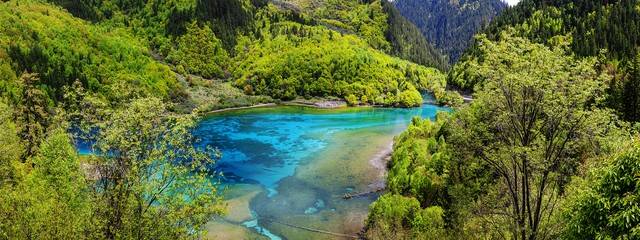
left=393, top=0, right=507, bottom=63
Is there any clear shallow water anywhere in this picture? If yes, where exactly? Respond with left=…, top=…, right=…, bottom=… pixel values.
left=194, top=102, right=448, bottom=239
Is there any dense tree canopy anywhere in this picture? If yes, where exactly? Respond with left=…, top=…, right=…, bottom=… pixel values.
left=0, top=96, right=226, bottom=239
left=483, top=0, right=640, bottom=60
left=563, top=143, right=640, bottom=239
left=232, top=11, right=450, bottom=106
left=366, top=33, right=625, bottom=239
left=0, top=3, right=227, bottom=237
left=393, top=0, right=507, bottom=62
left=40, top=0, right=457, bottom=106
left=7, top=0, right=640, bottom=239
left=382, top=0, right=449, bottom=70
left=0, top=1, right=181, bottom=102
left=451, top=33, right=605, bottom=240
left=167, top=22, right=229, bottom=79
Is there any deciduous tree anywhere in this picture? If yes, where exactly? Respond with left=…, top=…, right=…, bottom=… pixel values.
left=454, top=33, right=605, bottom=240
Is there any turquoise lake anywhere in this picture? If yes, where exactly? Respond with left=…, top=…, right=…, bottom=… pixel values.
left=193, top=102, right=448, bottom=239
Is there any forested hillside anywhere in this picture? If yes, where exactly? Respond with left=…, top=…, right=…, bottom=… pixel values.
left=0, top=0, right=461, bottom=239
left=366, top=1, right=640, bottom=239
left=393, top=0, right=507, bottom=62
left=451, top=0, right=640, bottom=121
left=0, top=2, right=225, bottom=238
left=5, top=0, right=640, bottom=239
left=382, top=0, right=450, bottom=70
left=43, top=0, right=457, bottom=106
left=278, top=0, right=450, bottom=70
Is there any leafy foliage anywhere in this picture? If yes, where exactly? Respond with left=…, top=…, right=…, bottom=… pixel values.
left=280, top=0, right=449, bottom=70
left=89, top=97, right=225, bottom=239
left=0, top=100, right=22, bottom=185
left=13, top=73, right=52, bottom=157
left=366, top=115, right=457, bottom=239
left=232, top=10, right=454, bottom=106
left=0, top=128, right=94, bottom=239
left=292, top=0, right=392, bottom=51
left=452, top=33, right=607, bottom=239
left=167, top=22, right=229, bottom=79
left=0, top=96, right=226, bottom=239
left=605, top=51, right=640, bottom=122
left=483, top=0, right=640, bottom=60
left=386, top=117, right=450, bottom=207
left=369, top=34, right=624, bottom=239
left=450, top=0, right=640, bottom=125
left=365, top=194, right=446, bottom=240
left=564, top=144, right=640, bottom=239
left=0, top=1, right=180, bottom=101
left=0, top=3, right=229, bottom=232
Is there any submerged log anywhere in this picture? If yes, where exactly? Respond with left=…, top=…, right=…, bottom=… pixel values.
left=261, top=217, right=358, bottom=239
left=342, top=188, right=385, bottom=199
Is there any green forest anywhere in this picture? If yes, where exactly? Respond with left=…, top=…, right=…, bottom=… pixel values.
left=365, top=0, right=640, bottom=239
left=1, top=0, right=640, bottom=239
left=0, top=0, right=456, bottom=238
left=392, top=0, right=507, bottom=63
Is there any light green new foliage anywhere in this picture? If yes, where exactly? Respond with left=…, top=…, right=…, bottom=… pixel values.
left=367, top=31, right=619, bottom=239
left=315, top=0, right=390, bottom=51
left=0, top=128, right=94, bottom=239
left=365, top=116, right=450, bottom=239
left=563, top=143, right=640, bottom=239
left=397, top=87, right=423, bottom=107
left=451, top=31, right=608, bottom=239
left=233, top=11, right=453, bottom=106
left=345, top=94, right=359, bottom=106
left=168, top=22, right=229, bottom=79
left=0, top=101, right=22, bottom=182
left=92, top=97, right=224, bottom=239
left=0, top=1, right=180, bottom=100
left=387, top=117, right=449, bottom=206
left=365, top=194, right=446, bottom=240
left=291, top=0, right=391, bottom=51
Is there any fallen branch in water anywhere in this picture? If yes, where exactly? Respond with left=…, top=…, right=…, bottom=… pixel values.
left=261, top=217, right=359, bottom=239
left=342, top=188, right=385, bottom=199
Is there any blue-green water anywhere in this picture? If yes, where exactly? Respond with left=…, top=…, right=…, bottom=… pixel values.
left=194, top=103, right=447, bottom=239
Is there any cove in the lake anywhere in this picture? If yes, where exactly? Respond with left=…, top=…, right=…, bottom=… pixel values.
left=194, top=101, right=448, bottom=240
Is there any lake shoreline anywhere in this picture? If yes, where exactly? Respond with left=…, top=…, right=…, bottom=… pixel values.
left=194, top=101, right=447, bottom=239
left=202, top=99, right=438, bottom=115
left=203, top=100, right=349, bottom=115
left=205, top=103, right=278, bottom=114
left=367, top=141, right=393, bottom=191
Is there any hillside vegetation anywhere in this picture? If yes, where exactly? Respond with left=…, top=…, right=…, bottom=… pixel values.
left=278, top=0, right=450, bottom=70
left=0, top=1, right=180, bottom=102
left=451, top=0, right=640, bottom=121
left=44, top=0, right=457, bottom=106
left=393, top=0, right=507, bottom=62
left=366, top=1, right=640, bottom=239
left=0, top=0, right=460, bottom=238
left=232, top=6, right=452, bottom=107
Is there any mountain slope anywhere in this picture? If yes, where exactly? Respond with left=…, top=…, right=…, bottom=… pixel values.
left=278, top=0, right=450, bottom=70
left=383, top=0, right=450, bottom=70
left=365, top=1, right=640, bottom=239
left=41, top=0, right=460, bottom=106
left=451, top=0, right=640, bottom=121
left=482, top=0, right=640, bottom=59
left=393, top=0, right=507, bottom=62
left=0, top=1, right=181, bottom=102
